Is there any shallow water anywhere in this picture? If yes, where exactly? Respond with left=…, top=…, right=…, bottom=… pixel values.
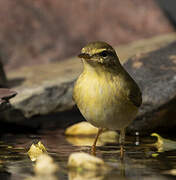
left=0, top=129, right=176, bottom=180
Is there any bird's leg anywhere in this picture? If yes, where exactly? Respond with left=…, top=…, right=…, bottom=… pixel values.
left=91, top=128, right=103, bottom=156
left=119, top=128, right=126, bottom=160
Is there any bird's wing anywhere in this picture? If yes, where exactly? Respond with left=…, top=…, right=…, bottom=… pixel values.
left=122, top=72, right=142, bottom=108
left=128, top=84, right=142, bottom=107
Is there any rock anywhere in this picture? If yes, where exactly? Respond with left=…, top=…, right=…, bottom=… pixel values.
left=34, top=154, right=59, bottom=175
left=0, top=88, right=17, bottom=101
left=68, top=152, right=110, bottom=171
left=0, top=88, right=17, bottom=112
left=1, top=33, right=176, bottom=134
left=124, top=37, right=176, bottom=133
left=7, top=59, right=79, bottom=121
left=65, top=122, right=98, bottom=136
left=26, top=154, right=59, bottom=180
left=65, top=122, right=119, bottom=146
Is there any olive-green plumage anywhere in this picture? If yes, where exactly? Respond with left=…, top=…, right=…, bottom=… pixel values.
left=73, top=41, right=142, bottom=157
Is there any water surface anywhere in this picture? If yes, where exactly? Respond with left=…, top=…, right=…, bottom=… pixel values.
left=0, top=129, right=175, bottom=180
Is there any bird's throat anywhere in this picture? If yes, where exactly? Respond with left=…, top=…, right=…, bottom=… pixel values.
left=83, top=59, right=121, bottom=77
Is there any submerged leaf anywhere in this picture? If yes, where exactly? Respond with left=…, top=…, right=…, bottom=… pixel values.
left=152, top=153, right=159, bottom=158
left=27, top=141, right=47, bottom=161
left=151, top=133, right=176, bottom=152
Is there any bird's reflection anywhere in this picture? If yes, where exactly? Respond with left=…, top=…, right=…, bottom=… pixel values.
left=66, top=130, right=119, bottom=147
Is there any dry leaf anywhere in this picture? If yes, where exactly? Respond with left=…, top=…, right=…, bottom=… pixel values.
left=27, top=141, right=47, bottom=161
left=151, top=133, right=176, bottom=152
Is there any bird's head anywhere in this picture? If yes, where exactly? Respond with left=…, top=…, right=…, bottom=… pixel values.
left=78, top=42, right=120, bottom=67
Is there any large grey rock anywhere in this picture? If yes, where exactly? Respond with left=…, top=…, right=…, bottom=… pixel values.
left=7, top=59, right=80, bottom=120
left=125, top=40, right=176, bottom=133
left=2, top=33, right=176, bottom=134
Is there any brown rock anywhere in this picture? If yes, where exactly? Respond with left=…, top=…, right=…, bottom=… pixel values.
left=0, top=88, right=17, bottom=101
left=124, top=39, right=176, bottom=133
left=65, top=122, right=118, bottom=146
left=65, top=122, right=98, bottom=136
left=68, top=152, right=110, bottom=171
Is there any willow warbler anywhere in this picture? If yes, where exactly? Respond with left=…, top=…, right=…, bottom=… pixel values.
left=73, top=42, right=142, bottom=158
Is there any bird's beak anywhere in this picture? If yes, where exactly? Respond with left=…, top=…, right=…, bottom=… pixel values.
left=78, top=53, right=91, bottom=59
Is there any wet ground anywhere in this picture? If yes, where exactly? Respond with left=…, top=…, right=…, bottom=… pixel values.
left=0, top=129, right=176, bottom=180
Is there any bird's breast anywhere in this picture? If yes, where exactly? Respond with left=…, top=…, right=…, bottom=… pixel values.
left=73, top=71, right=137, bottom=130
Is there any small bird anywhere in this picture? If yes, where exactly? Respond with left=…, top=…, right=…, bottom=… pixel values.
left=73, top=42, right=142, bottom=158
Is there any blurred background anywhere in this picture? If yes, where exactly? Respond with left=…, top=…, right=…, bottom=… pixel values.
left=0, top=0, right=175, bottom=71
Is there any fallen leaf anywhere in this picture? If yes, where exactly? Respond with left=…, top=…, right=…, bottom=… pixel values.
left=151, top=153, right=159, bottom=158
left=27, top=141, right=47, bottom=161
left=151, top=133, right=176, bottom=152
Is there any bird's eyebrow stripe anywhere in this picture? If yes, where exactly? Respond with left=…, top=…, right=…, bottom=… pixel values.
left=91, top=48, right=107, bottom=54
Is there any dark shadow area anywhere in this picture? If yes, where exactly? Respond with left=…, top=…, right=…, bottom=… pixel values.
left=0, top=107, right=37, bottom=135
left=0, top=122, right=38, bottom=135
left=0, top=106, right=84, bottom=135
left=157, top=0, right=176, bottom=29
left=7, top=77, right=25, bottom=88
left=24, top=106, right=85, bottom=130
left=133, top=96, right=176, bottom=137
left=1, top=106, right=176, bottom=137
left=0, top=171, right=11, bottom=180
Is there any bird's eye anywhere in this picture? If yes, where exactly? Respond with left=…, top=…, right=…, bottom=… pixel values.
left=99, top=51, right=108, bottom=58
